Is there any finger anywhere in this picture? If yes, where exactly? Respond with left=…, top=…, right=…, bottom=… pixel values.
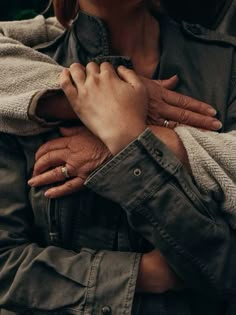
left=33, top=149, right=67, bottom=176
left=70, top=63, right=86, bottom=87
left=151, top=102, right=222, bottom=130
left=147, top=117, right=180, bottom=129
left=100, top=62, right=117, bottom=77
left=117, top=65, right=143, bottom=87
left=155, top=75, right=179, bottom=90
left=59, top=126, right=84, bottom=137
left=44, top=177, right=85, bottom=199
left=60, top=68, right=77, bottom=98
left=86, top=62, right=100, bottom=75
left=162, top=89, right=217, bottom=117
left=35, top=138, right=69, bottom=160
left=28, top=165, right=73, bottom=187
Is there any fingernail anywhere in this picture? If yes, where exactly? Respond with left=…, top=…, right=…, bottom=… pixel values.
left=44, top=191, right=51, bottom=198
left=212, top=120, right=222, bottom=130
left=28, top=179, right=35, bottom=186
left=207, top=108, right=217, bottom=116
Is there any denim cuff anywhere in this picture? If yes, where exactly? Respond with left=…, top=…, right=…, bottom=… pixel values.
left=85, top=128, right=182, bottom=210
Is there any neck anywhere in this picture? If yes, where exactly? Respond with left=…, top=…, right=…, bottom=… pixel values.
left=79, top=0, right=160, bottom=77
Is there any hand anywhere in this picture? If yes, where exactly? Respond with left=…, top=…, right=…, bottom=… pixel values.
left=141, top=76, right=222, bottom=130
left=28, top=126, right=111, bottom=198
left=60, top=62, right=148, bottom=155
left=137, top=250, right=183, bottom=293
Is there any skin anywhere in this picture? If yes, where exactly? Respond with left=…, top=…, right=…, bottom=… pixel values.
left=29, top=0, right=222, bottom=293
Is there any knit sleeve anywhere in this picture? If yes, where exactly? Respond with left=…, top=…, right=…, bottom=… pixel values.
left=0, top=34, right=63, bottom=135
left=175, top=126, right=236, bottom=228
left=0, top=15, right=63, bottom=47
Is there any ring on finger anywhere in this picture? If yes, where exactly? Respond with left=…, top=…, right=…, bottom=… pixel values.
left=61, top=166, right=70, bottom=179
left=163, top=119, right=169, bottom=128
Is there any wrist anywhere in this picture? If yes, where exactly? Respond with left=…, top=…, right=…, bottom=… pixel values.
left=37, top=92, right=78, bottom=121
left=105, top=123, right=147, bottom=155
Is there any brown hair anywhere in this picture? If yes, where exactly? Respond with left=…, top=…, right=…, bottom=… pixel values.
left=52, top=0, right=79, bottom=27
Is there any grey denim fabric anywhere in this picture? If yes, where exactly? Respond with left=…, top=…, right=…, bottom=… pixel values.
left=1, top=11, right=236, bottom=315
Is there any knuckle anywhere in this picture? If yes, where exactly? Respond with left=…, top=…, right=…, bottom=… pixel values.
left=79, top=87, right=88, bottom=98
left=42, top=152, right=51, bottom=165
left=86, top=61, right=96, bottom=70
left=102, top=68, right=111, bottom=78
left=60, top=76, right=70, bottom=89
left=160, top=87, right=167, bottom=99
left=87, top=74, right=100, bottom=85
left=53, top=167, right=62, bottom=181
left=66, top=181, right=74, bottom=192
left=177, top=94, right=189, bottom=108
left=198, top=101, right=207, bottom=113
left=178, top=109, right=190, bottom=123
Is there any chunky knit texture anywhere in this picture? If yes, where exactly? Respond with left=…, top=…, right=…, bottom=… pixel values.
left=176, top=126, right=236, bottom=228
left=0, top=15, right=63, bottom=135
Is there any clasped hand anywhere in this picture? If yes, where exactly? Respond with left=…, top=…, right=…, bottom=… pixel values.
left=29, top=62, right=221, bottom=198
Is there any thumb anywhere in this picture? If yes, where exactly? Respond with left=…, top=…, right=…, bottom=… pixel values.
left=117, top=66, right=142, bottom=87
left=155, top=75, right=179, bottom=90
left=59, top=126, right=83, bottom=136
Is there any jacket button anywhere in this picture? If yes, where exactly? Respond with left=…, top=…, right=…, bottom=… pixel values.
left=133, top=168, right=142, bottom=176
left=102, top=306, right=112, bottom=314
left=155, top=149, right=163, bottom=157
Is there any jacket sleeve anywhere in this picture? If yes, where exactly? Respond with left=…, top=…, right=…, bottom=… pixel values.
left=0, top=133, right=140, bottom=314
left=86, top=128, right=236, bottom=298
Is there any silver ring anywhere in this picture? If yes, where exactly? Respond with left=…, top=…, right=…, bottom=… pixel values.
left=163, top=119, right=169, bottom=128
left=61, top=166, right=70, bottom=179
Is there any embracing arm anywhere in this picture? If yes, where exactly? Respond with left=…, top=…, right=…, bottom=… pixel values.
left=59, top=62, right=236, bottom=298
left=0, top=133, right=140, bottom=313
left=85, top=128, right=236, bottom=297
left=0, top=15, right=73, bottom=135
left=0, top=15, right=63, bottom=46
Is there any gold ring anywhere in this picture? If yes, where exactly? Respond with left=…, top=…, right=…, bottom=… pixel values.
left=61, top=166, right=70, bottom=179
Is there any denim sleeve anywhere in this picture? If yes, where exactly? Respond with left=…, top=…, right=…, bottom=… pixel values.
left=0, top=133, right=140, bottom=314
left=86, top=128, right=236, bottom=297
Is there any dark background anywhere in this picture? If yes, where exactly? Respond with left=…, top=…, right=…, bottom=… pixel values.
left=0, top=0, right=53, bottom=21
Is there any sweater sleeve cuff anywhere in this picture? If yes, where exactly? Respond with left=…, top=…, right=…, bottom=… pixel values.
left=28, top=89, right=62, bottom=127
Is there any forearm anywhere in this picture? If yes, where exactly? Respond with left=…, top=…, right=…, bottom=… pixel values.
left=149, top=125, right=190, bottom=170
left=86, top=128, right=236, bottom=296
left=0, top=35, right=64, bottom=135
left=36, top=91, right=78, bottom=121
left=0, top=134, right=140, bottom=313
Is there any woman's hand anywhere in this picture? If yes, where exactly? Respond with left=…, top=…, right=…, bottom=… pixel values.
left=142, top=76, right=222, bottom=130
left=137, top=250, right=183, bottom=293
left=60, top=62, right=148, bottom=155
left=28, top=126, right=111, bottom=198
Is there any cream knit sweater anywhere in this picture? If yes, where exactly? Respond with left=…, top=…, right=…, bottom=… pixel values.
left=0, top=15, right=235, bottom=227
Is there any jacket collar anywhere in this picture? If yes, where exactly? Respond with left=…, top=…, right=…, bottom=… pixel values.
left=72, top=10, right=236, bottom=56
left=181, top=19, right=236, bottom=47
left=72, top=10, right=110, bottom=56
left=71, top=10, right=133, bottom=68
